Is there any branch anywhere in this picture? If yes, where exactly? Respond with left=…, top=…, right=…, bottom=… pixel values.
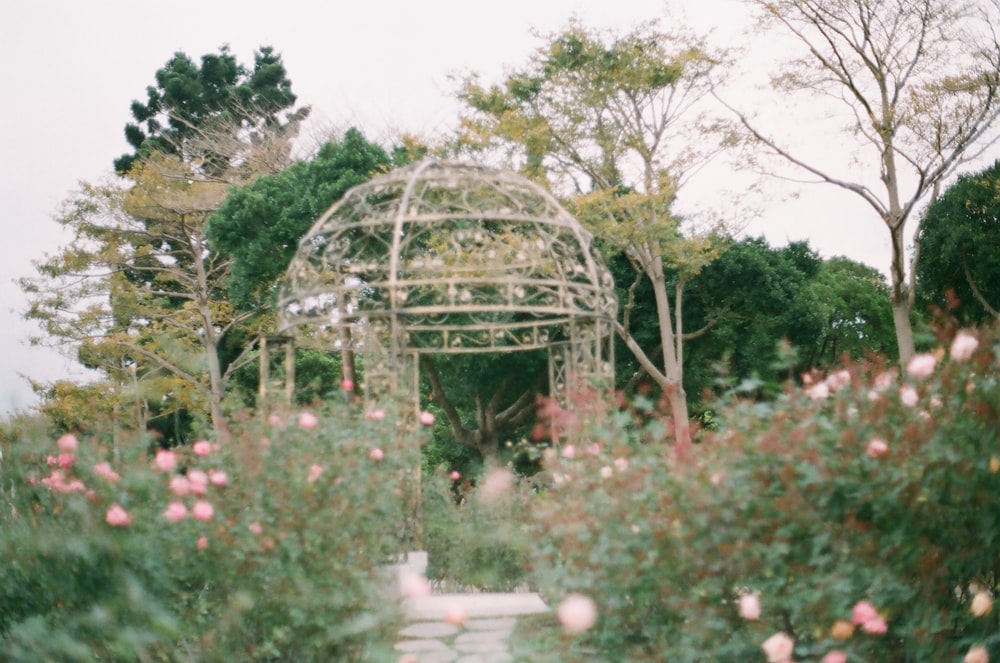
left=964, top=260, right=1000, bottom=318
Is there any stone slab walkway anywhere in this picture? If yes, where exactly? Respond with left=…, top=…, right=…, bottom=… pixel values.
left=395, top=592, right=549, bottom=663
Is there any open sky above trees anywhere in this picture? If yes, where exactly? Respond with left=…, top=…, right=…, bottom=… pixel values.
left=1, top=0, right=991, bottom=415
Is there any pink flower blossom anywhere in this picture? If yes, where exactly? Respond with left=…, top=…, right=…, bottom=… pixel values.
left=852, top=600, right=879, bottom=626
left=866, top=438, right=889, bottom=458
left=169, top=475, right=190, bottom=497
left=951, top=331, right=979, bottom=362
left=369, top=447, right=384, bottom=461
left=192, top=500, right=214, bottom=522
left=449, top=470, right=461, bottom=481
left=821, top=652, right=848, bottom=663
left=561, top=444, right=577, bottom=459
left=192, top=440, right=211, bottom=456
left=45, top=455, right=57, bottom=466
left=187, top=470, right=209, bottom=495
left=57, top=433, right=79, bottom=452
left=419, top=411, right=435, bottom=426
left=965, top=645, right=989, bottom=663
left=398, top=570, right=432, bottom=600
left=248, top=521, right=263, bottom=535
left=971, top=590, right=994, bottom=616
left=479, top=467, right=514, bottom=502
left=92, top=462, right=120, bottom=483
left=587, top=443, right=602, bottom=456
left=738, top=592, right=761, bottom=620
left=900, top=386, right=919, bottom=407
left=761, top=631, right=795, bottom=663
left=614, top=457, right=628, bottom=472
left=443, top=605, right=467, bottom=626
left=197, top=536, right=208, bottom=550
left=600, top=466, right=613, bottom=479
left=297, top=412, right=318, bottom=430
left=906, top=352, right=937, bottom=379
left=557, top=594, right=598, bottom=634
left=154, top=450, right=177, bottom=472
left=307, top=464, right=324, bottom=483
left=365, top=408, right=386, bottom=420
left=163, top=502, right=187, bottom=523
left=807, top=382, right=830, bottom=401
left=861, top=617, right=888, bottom=634
left=208, top=469, right=228, bottom=487
left=826, top=369, right=851, bottom=392
left=105, top=504, right=132, bottom=527
left=341, top=378, right=355, bottom=391
left=267, top=413, right=282, bottom=427
left=57, top=452, right=76, bottom=468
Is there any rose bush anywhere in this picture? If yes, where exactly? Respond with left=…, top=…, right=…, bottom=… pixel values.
left=0, top=401, right=421, bottom=661
left=515, top=327, right=1000, bottom=661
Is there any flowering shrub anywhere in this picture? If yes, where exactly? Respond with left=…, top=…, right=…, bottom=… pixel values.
left=517, top=327, right=1000, bottom=661
left=0, top=401, right=420, bottom=661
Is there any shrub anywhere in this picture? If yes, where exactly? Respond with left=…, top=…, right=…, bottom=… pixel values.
left=519, top=327, right=1000, bottom=662
left=0, top=401, right=420, bottom=662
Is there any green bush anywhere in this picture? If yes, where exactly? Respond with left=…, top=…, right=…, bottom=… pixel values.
left=0, top=402, right=420, bottom=662
left=518, top=327, right=1000, bottom=662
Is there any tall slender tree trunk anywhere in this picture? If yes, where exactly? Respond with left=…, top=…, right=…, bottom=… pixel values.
left=648, top=255, right=692, bottom=453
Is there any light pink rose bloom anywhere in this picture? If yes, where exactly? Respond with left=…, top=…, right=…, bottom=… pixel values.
left=449, top=470, right=461, bottom=481
left=906, top=353, right=937, bottom=379
left=45, top=455, right=57, bottom=466
left=57, top=433, right=79, bottom=452
left=970, top=590, right=993, bottom=616
left=248, top=521, right=263, bottom=535
left=267, top=413, right=282, bottom=427
left=369, top=448, right=385, bottom=461
left=307, top=464, right=324, bottom=483
left=57, top=453, right=76, bottom=468
left=192, top=500, right=214, bottom=522
left=964, top=645, right=989, bottom=663
left=187, top=470, right=209, bottom=495
left=738, top=592, right=761, bottom=620
left=443, top=605, right=467, bottom=626
left=600, top=466, right=614, bottom=479
left=365, top=408, right=386, bottom=421
left=169, top=475, right=190, bottom=497
left=861, top=617, right=888, bottom=634
left=807, top=382, right=830, bottom=401
left=614, top=457, right=628, bottom=472
left=398, top=570, right=432, bottom=601
left=761, top=631, right=795, bottom=663
left=163, top=501, right=187, bottom=522
left=821, top=652, right=848, bottom=663
left=92, top=462, right=120, bottom=483
left=479, top=467, right=514, bottom=501
left=951, top=331, right=979, bottom=362
left=154, top=450, right=177, bottom=472
left=900, top=386, right=919, bottom=407
left=197, top=535, right=209, bottom=550
left=208, top=469, right=228, bottom=487
left=192, top=440, right=211, bottom=456
left=297, top=412, right=318, bottom=430
left=826, top=369, right=851, bottom=392
left=418, top=411, right=435, bottom=426
left=866, top=438, right=889, bottom=458
left=557, top=593, right=598, bottom=634
left=341, top=378, right=355, bottom=391
left=105, top=504, right=132, bottom=527
left=587, top=443, right=602, bottom=456
left=852, top=600, right=879, bottom=625
left=561, top=444, right=577, bottom=459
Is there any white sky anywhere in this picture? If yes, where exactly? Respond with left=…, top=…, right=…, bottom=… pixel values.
left=0, top=0, right=930, bottom=415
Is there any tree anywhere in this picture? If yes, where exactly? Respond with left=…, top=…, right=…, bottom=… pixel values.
left=916, top=159, right=1000, bottom=324
left=730, top=0, right=1000, bottom=363
left=457, top=21, right=729, bottom=452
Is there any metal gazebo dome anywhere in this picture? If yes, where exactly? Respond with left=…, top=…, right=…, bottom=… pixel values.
left=271, top=159, right=617, bottom=404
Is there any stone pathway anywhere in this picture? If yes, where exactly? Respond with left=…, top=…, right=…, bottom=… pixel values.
left=394, top=591, right=548, bottom=663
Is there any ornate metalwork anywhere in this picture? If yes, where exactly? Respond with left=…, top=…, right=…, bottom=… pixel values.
left=276, top=159, right=617, bottom=401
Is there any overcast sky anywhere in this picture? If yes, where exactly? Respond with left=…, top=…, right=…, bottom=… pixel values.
left=0, top=0, right=901, bottom=416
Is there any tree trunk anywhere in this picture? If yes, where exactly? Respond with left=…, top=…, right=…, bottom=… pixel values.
left=647, top=255, right=692, bottom=453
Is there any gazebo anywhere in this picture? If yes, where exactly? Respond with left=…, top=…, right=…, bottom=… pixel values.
left=265, top=159, right=617, bottom=409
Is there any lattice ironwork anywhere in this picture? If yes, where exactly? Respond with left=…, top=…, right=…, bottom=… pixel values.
left=275, top=159, right=617, bottom=401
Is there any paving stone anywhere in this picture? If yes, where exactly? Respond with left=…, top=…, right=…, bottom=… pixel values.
left=403, top=651, right=459, bottom=663
left=400, top=621, right=462, bottom=638
left=454, top=640, right=509, bottom=654
left=455, top=653, right=513, bottom=663
left=463, top=617, right=517, bottom=631
left=395, top=638, right=454, bottom=654
left=455, top=630, right=512, bottom=645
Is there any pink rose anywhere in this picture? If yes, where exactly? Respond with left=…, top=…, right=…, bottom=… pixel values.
left=852, top=600, right=879, bottom=625
left=92, top=462, right=120, bottom=483
left=57, top=433, right=79, bottom=452
left=807, top=382, right=830, bottom=401
left=479, top=467, right=514, bottom=502
left=169, top=475, right=190, bottom=497
left=297, top=412, right=318, bottom=430
left=57, top=452, right=76, bottom=468
left=761, top=631, right=795, bottom=663
left=365, top=409, right=386, bottom=421
left=614, top=457, right=628, bottom=472
left=964, top=645, right=989, bottom=663
left=187, top=470, right=209, bottom=495
left=192, top=440, right=211, bottom=456
left=267, top=413, right=282, bottom=427
left=826, top=369, right=851, bottom=392
left=449, top=470, right=461, bottom=481
left=899, top=386, right=919, bottom=407
left=248, top=521, right=263, bottom=535
left=561, top=444, right=577, bottom=459
left=821, top=652, right=848, bottom=663
left=369, top=448, right=385, bottom=461
left=419, top=411, right=435, bottom=426
left=906, top=353, right=937, bottom=379
left=861, top=617, right=888, bottom=634
left=197, top=535, right=209, bottom=550
left=970, top=590, right=993, bottom=616
left=866, top=438, right=889, bottom=458
left=105, top=504, right=132, bottom=527
left=738, top=592, right=761, bottom=620
left=192, top=500, right=214, bottom=522
left=398, top=570, right=432, bottom=600
left=951, top=331, right=979, bottom=362
left=163, top=502, right=187, bottom=523
left=208, top=469, right=228, bottom=487
left=443, top=605, right=467, bottom=626
left=557, top=594, right=598, bottom=634
left=600, top=466, right=614, bottom=479
left=307, top=464, right=324, bottom=483
left=154, top=450, right=177, bottom=472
